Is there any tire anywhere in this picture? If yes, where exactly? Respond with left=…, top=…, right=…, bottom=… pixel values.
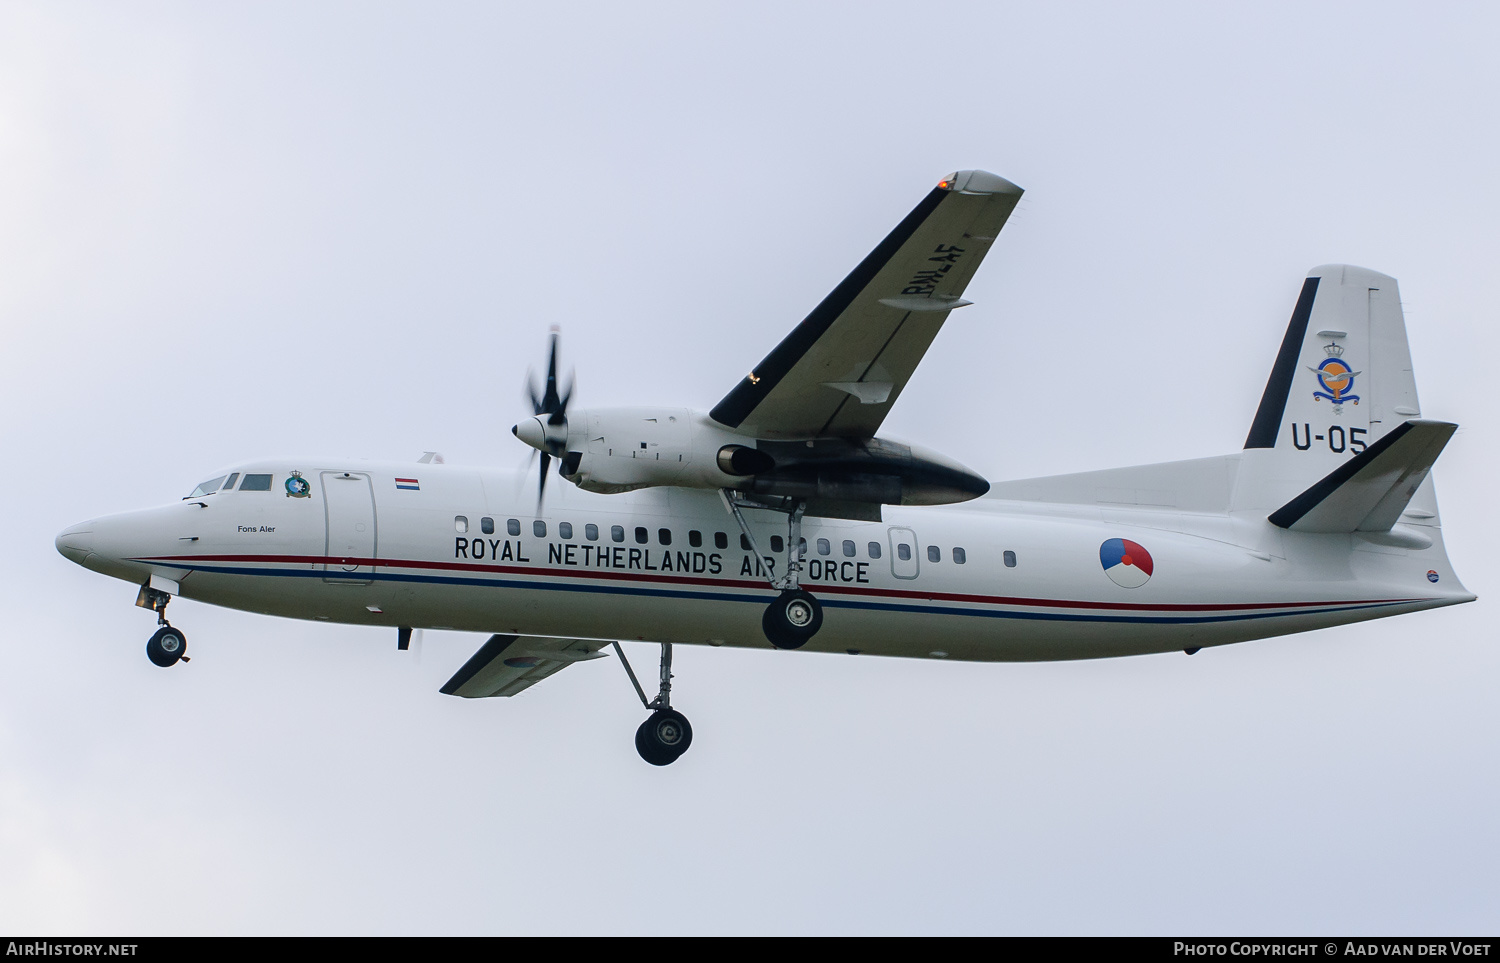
left=635, top=708, right=693, bottom=766
left=762, top=589, right=823, bottom=650
left=146, top=626, right=188, bottom=667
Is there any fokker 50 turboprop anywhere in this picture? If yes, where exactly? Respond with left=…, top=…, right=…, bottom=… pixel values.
left=56, top=170, right=1474, bottom=765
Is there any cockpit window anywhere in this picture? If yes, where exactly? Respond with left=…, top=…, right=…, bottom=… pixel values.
left=222, top=473, right=240, bottom=491
left=187, top=476, right=228, bottom=498
left=239, top=473, right=273, bottom=492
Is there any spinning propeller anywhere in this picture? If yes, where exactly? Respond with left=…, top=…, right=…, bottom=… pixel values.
left=512, top=328, right=573, bottom=504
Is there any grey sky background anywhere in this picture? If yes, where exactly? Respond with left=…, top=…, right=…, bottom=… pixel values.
left=2, top=1, right=1496, bottom=934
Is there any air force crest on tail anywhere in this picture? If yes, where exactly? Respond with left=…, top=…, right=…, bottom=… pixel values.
left=1100, top=538, right=1153, bottom=589
left=1310, top=341, right=1360, bottom=412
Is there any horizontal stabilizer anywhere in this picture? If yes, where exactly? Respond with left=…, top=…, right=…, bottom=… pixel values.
left=1267, top=420, right=1456, bottom=533
left=440, top=633, right=610, bottom=699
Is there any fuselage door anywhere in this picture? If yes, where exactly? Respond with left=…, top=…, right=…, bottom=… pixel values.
left=888, top=527, right=919, bottom=579
left=322, top=471, right=375, bottom=583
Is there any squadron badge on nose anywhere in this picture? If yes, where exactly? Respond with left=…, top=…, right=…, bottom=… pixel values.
left=285, top=471, right=312, bottom=498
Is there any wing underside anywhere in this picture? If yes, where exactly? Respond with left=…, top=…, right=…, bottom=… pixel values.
left=440, top=633, right=610, bottom=699
left=709, top=169, right=1023, bottom=439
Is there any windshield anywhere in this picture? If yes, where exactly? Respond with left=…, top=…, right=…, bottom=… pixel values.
left=186, top=475, right=228, bottom=498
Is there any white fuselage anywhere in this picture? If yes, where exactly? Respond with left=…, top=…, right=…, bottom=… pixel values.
left=55, top=458, right=1471, bottom=662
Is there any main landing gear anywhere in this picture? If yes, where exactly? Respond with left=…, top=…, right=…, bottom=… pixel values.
left=137, top=582, right=189, bottom=668
left=720, top=491, right=824, bottom=650
left=613, top=641, right=693, bottom=766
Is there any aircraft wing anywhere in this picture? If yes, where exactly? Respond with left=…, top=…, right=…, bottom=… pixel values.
left=709, top=169, right=1023, bottom=439
left=440, top=633, right=610, bottom=699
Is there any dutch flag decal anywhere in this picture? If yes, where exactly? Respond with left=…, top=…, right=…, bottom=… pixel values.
left=1100, top=538, right=1153, bottom=589
left=395, top=477, right=420, bottom=491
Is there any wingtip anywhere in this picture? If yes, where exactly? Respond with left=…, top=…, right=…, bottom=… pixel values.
left=940, top=170, right=1023, bottom=195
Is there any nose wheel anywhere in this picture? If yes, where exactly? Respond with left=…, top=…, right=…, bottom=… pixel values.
left=146, top=626, right=188, bottom=667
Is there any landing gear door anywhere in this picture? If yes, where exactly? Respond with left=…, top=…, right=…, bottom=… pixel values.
left=888, top=527, right=919, bottom=579
left=322, top=471, right=375, bottom=583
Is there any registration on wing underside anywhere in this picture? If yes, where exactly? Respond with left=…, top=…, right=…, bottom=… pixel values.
left=710, top=171, right=1022, bottom=440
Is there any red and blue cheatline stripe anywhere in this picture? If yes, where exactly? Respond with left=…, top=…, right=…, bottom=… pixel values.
left=130, top=552, right=1431, bottom=628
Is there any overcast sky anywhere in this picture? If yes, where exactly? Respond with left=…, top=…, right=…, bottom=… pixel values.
left=2, top=1, right=1496, bottom=935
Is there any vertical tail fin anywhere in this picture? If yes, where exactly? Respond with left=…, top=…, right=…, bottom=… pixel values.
left=1236, top=265, right=1431, bottom=512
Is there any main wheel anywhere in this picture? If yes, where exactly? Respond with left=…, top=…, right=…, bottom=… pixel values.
left=634, top=708, right=693, bottom=766
left=146, top=626, right=188, bottom=667
left=762, top=589, right=823, bottom=649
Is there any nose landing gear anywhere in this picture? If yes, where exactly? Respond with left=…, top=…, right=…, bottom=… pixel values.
left=136, top=582, right=189, bottom=668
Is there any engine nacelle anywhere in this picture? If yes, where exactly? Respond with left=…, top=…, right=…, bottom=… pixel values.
left=747, top=437, right=989, bottom=507
left=550, top=407, right=760, bottom=494
left=514, top=406, right=990, bottom=514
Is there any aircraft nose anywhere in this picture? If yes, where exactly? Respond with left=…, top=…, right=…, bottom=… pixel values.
left=55, top=523, right=95, bottom=564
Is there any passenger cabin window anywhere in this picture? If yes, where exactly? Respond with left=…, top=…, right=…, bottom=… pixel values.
left=658, top=528, right=671, bottom=546
left=559, top=522, right=573, bottom=539
left=1004, top=550, right=1017, bottom=568
left=612, top=525, right=625, bottom=543
left=817, top=538, right=831, bottom=556
left=740, top=534, right=752, bottom=550
left=689, top=530, right=702, bottom=548
left=454, top=515, right=469, bottom=534
left=798, top=537, right=806, bottom=555
left=585, top=523, right=599, bottom=541
left=897, top=544, right=911, bottom=561
left=927, top=545, right=941, bottom=563
left=635, top=526, right=648, bottom=544
left=715, top=532, right=728, bottom=550
left=770, top=536, right=784, bottom=553
left=868, top=541, right=882, bottom=559
left=239, top=474, right=273, bottom=492
left=533, top=520, right=547, bottom=538
left=480, top=517, right=494, bottom=535
left=507, top=519, right=521, bottom=536
left=187, top=475, right=228, bottom=498
left=843, top=540, right=856, bottom=558
left=953, top=547, right=967, bottom=564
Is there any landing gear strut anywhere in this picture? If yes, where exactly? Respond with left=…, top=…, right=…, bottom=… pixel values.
left=613, top=641, right=693, bottom=766
left=720, top=490, right=824, bottom=650
left=136, top=582, right=189, bottom=667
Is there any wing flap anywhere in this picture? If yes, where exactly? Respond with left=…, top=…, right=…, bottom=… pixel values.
left=440, top=633, right=610, bottom=699
left=710, top=170, right=1022, bottom=439
left=1267, top=420, right=1456, bottom=532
